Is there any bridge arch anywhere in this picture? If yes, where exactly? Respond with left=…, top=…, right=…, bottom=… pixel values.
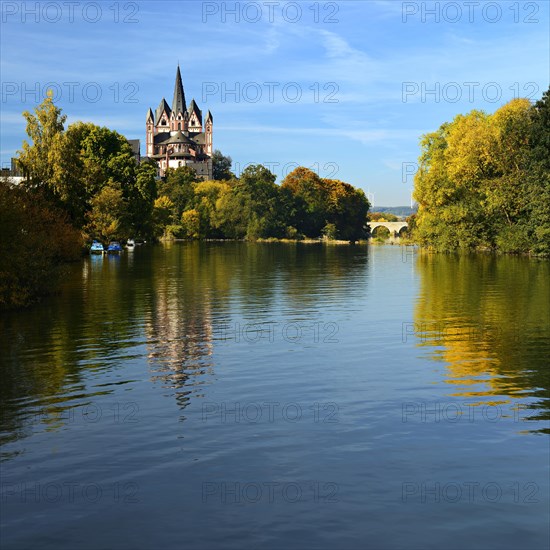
left=368, top=221, right=408, bottom=238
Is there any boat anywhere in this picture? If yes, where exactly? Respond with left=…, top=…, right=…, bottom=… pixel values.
left=90, top=240, right=104, bottom=254
left=106, top=241, right=123, bottom=254
left=126, top=239, right=135, bottom=249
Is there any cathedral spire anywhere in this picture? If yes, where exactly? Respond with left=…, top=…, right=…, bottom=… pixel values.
left=172, top=64, right=186, bottom=114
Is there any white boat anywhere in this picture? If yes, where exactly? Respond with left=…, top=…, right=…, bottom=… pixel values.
left=90, top=240, right=104, bottom=254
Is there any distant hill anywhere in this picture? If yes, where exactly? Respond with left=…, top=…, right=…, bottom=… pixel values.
left=371, top=206, right=417, bottom=220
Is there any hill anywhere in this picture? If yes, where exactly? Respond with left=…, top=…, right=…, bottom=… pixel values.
left=372, top=206, right=417, bottom=220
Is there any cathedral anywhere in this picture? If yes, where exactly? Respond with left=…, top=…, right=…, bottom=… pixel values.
left=146, top=65, right=213, bottom=179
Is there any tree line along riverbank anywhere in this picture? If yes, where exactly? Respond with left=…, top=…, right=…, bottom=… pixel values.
left=1, top=89, right=548, bottom=309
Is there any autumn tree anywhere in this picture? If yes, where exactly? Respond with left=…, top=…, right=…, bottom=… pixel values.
left=152, top=196, right=175, bottom=238
left=281, top=167, right=330, bottom=237
left=282, top=168, right=369, bottom=240
left=0, top=181, right=82, bottom=309
left=413, top=91, right=550, bottom=254
left=17, top=90, right=66, bottom=192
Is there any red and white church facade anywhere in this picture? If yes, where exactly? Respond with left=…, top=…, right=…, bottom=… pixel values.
left=145, top=66, right=213, bottom=179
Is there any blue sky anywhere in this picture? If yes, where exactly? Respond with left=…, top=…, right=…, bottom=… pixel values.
left=1, top=0, right=548, bottom=205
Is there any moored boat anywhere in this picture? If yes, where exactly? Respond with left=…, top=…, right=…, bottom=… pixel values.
left=106, top=241, right=123, bottom=254
left=90, top=240, right=104, bottom=254
left=126, top=239, right=135, bottom=248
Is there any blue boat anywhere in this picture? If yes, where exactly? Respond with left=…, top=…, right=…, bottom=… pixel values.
left=90, top=240, right=104, bottom=254
left=106, top=241, right=123, bottom=254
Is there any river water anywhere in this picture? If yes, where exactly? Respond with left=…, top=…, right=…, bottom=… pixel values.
left=1, top=243, right=548, bottom=549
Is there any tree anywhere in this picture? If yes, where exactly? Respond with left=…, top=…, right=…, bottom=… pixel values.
left=85, top=182, right=129, bottom=241
left=369, top=212, right=398, bottom=222
left=17, top=90, right=66, bottom=191
left=129, top=161, right=158, bottom=238
left=281, top=167, right=330, bottom=237
left=323, top=178, right=370, bottom=241
left=215, top=164, right=290, bottom=239
left=192, top=180, right=231, bottom=238
left=413, top=115, right=493, bottom=250
left=180, top=209, right=201, bottom=239
left=412, top=91, right=550, bottom=254
left=0, top=181, right=82, bottom=309
left=281, top=168, right=369, bottom=240
left=482, top=99, right=532, bottom=252
left=212, top=150, right=233, bottom=181
left=152, top=196, right=175, bottom=238
left=158, top=166, right=197, bottom=220
left=524, top=88, right=550, bottom=255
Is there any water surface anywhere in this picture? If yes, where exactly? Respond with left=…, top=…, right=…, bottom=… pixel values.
left=1, top=244, right=548, bottom=549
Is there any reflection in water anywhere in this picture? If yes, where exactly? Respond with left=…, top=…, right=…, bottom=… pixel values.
left=2, top=243, right=547, bottom=459
left=414, top=252, right=550, bottom=432
left=1, top=244, right=548, bottom=550
left=145, top=245, right=215, bottom=410
left=0, top=254, right=144, bottom=457
left=0, top=243, right=370, bottom=456
left=143, top=243, right=369, bottom=405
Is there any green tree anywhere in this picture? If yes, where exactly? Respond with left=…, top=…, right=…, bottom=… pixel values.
left=282, top=168, right=369, bottom=240
left=524, top=88, right=550, bottom=255
left=193, top=180, right=231, bottom=238
left=212, top=150, right=233, bottom=181
left=85, top=182, right=129, bottom=241
left=129, top=160, right=158, bottom=238
left=216, top=164, right=290, bottom=239
left=158, top=166, right=197, bottom=220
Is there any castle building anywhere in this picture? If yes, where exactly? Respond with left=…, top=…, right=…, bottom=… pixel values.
left=146, top=66, right=213, bottom=179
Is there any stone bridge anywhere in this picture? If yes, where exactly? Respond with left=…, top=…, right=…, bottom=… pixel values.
left=368, top=221, right=408, bottom=238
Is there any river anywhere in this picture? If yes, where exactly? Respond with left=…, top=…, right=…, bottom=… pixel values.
left=1, top=243, right=548, bottom=549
